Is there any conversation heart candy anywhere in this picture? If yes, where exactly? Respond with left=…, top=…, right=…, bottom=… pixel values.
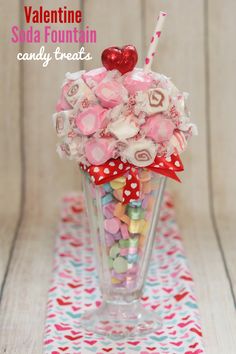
left=102, top=193, right=114, bottom=205
left=126, top=205, right=144, bottom=220
left=122, top=139, right=157, bottom=167
left=110, top=177, right=126, bottom=190
left=82, top=67, right=107, bottom=89
left=127, top=254, right=139, bottom=263
left=105, top=232, right=115, bottom=247
left=108, top=256, right=114, bottom=268
left=111, top=277, right=123, bottom=284
left=120, top=248, right=129, bottom=256
left=120, top=223, right=129, bottom=239
left=114, top=203, right=126, bottom=218
left=109, top=243, right=120, bottom=258
left=113, top=231, right=122, bottom=241
left=95, top=80, right=128, bottom=108
left=85, top=138, right=115, bottom=165
left=103, top=202, right=116, bottom=219
left=75, top=105, right=107, bottom=136
left=113, top=256, right=128, bottom=274
left=128, top=219, right=147, bottom=234
left=111, top=270, right=127, bottom=280
left=123, top=69, right=153, bottom=95
left=113, top=189, right=124, bottom=202
left=143, top=113, right=175, bottom=143
left=104, top=217, right=121, bottom=234
left=107, top=115, right=139, bottom=140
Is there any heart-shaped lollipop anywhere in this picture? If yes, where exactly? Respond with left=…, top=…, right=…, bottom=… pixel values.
left=101, top=45, right=138, bottom=75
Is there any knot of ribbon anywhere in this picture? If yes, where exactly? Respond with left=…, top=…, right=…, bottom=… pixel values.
left=80, top=154, right=184, bottom=204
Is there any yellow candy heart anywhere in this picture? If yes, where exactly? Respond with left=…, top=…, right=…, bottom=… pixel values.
left=110, top=177, right=126, bottom=190
left=111, top=277, right=122, bottom=284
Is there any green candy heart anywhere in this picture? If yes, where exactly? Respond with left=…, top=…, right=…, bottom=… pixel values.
left=113, top=256, right=128, bottom=273
left=109, top=243, right=120, bottom=259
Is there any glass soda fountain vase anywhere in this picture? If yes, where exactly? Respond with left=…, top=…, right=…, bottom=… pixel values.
left=81, top=169, right=166, bottom=340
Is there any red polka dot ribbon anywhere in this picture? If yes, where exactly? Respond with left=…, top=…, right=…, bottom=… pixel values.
left=80, top=154, right=183, bottom=204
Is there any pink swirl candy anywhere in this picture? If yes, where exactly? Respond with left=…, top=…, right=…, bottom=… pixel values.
left=82, top=67, right=107, bottom=89
left=56, top=82, right=73, bottom=112
left=143, top=113, right=175, bottom=143
left=85, top=138, right=115, bottom=165
left=123, top=69, right=153, bottom=95
left=95, top=80, right=128, bottom=108
left=75, top=105, right=107, bottom=136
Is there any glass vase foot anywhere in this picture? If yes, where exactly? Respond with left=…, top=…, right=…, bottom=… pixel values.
left=81, top=300, right=162, bottom=340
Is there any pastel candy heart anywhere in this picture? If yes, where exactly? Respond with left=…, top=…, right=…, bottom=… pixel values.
left=120, top=223, right=130, bottom=239
left=103, top=202, right=116, bottom=219
left=104, top=217, right=121, bottom=234
left=109, top=243, right=120, bottom=258
left=113, top=256, right=128, bottom=273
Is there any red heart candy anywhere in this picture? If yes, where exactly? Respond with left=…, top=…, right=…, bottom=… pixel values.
left=101, top=45, right=138, bottom=75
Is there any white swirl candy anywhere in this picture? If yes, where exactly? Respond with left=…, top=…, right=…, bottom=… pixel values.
left=122, top=139, right=157, bottom=167
left=135, top=87, right=170, bottom=115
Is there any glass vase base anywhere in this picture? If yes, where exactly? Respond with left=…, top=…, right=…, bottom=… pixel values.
left=80, top=301, right=162, bottom=340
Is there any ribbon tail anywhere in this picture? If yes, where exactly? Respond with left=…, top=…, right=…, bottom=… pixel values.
left=148, top=167, right=182, bottom=182
left=122, top=168, right=140, bottom=204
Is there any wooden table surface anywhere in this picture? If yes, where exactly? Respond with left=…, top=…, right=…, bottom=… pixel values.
left=0, top=1, right=236, bottom=353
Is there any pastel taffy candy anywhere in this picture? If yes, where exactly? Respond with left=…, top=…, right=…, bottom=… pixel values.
left=135, top=87, right=170, bottom=115
left=169, top=130, right=187, bottom=154
left=82, top=67, right=107, bottom=90
left=85, top=138, right=115, bottom=165
left=65, top=79, right=97, bottom=108
left=56, top=82, right=73, bottom=111
left=75, top=105, right=107, bottom=136
left=122, top=138, right=157, bottom=167
left=52, top=110, right=74, bottom=137
left=54, top=67, right=197, bottom=168
left=95, top=80, right=128, bottom=108
left=123, top=69, right=153, bottom=95
left=107, top=115, right=139, bottom=140
left=143, top=113, right=175, bottom=143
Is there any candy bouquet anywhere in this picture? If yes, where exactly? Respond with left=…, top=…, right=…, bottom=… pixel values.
left=52, top=12, right=197, bottom=339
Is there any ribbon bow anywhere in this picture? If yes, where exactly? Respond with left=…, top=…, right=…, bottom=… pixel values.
left=81, top=154, right=183, bottom=204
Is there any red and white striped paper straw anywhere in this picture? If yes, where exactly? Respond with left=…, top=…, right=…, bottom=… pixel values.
left=144, top=11, right=167, bottom=72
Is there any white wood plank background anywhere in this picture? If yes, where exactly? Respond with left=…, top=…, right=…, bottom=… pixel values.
left=0, top=1, right=235, bottom=353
